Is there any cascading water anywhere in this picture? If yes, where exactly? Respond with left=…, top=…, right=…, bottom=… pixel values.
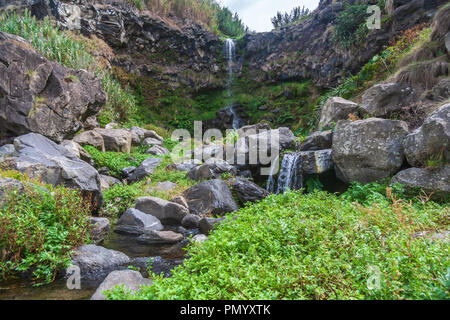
left=224, top=38, right=241, bottom=130
left=267, top=152, right=304, bottom=194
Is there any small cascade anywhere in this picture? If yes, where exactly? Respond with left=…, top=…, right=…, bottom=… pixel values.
left=267, top=152, right=304, bottom=194
left=224, top=38, right=241, bottom=129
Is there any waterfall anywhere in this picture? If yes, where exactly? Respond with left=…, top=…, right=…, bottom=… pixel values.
left=267, top=153, right=304, bottom=194
left=224, top=38, right=241, bottom=130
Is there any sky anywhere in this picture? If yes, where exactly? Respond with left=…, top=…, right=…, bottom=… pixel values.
left=219, top=0, right=320, bottom=32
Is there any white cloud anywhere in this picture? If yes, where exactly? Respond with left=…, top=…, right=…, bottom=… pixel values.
left=219, top=0, right=320, bottom=32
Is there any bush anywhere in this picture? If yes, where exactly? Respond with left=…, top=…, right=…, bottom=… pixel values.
left=0, top=176, right=91, bottom=284
left=333, top=4, right=369, bottom=48
left=106, top=189, right=449, bottom=300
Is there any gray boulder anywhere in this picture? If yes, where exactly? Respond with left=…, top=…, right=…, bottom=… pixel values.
left=61, top=140, right=93, bottom=165
left=186, top=158, right=237, bottom=181
left=10, top=133, right=102, bottom=211
left=155, top=181, right=177, bottom=192
left=143, top=137, right=163, bottom=147
left=299, top=149, right=334, bottom=174
left=301, top=130, right=332, bottom=151
left=183, top=179, right=238, bottom=216
left=231, top=177, right=269, bottom=205
left=146, top=145, right=169, bottom=156
left=318, top=97, right=359, bottom=130
left=199, top=217, right=226, bottom=236
left=360, top=83, right=415, bottom=117
left=181, top=214, right=201, bottom=229
left=115, top=208, right=163, bottom=236
left=89, top=217, right=110, bottom=244
left=94, top=129, right=132, bottom=153
left=143, top=130, right=164, bottom=143
left=392, top=166, right=450, bottom=200
left=0, top=31, right=106, bottom=143
left=170, top=196, right=189, bottom=209
left=403, top=103, right=449, bottom=167
left=127, top=157, right=163, bottom=183
left=73, top=130, right=105, bottom=152
left=0, top=144, right=15, bottom=160
left=192, top=234, right=209, bottom=244
left=137, top=230, right=184, bottom=245
left=99, top=175, right=122, bottom=190
left=70, top=245, right=130, bottom=280
left=167, top=159, right=202, bottom=172
left=91, top=270, right=152, bottom=300
left=332, top=119, right=409, bottom=184
left=135, top=196, right=189, bottom=223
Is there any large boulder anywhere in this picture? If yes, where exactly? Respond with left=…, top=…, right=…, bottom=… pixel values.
left=127, top=157, right=163, bottom=183
left=167, top=159, right=202, bottom=172
left=146, top=145, right=169, bottom=156
left=318, top=97, right=359, bottom=130
left=69, top=245, right=130, bottom=280
left=231, top=177, right=269, bottom=205
left=332, top=119, right=409, bottom=184
left=135, top=196, right=189, bottom=223
left=94, top=129, right=132, bottom=153
left=89, top=217, right=110, bottom=244
left=60, top=140, right=94, bottom=165
left=91, top=270, right=152, bottom=300
left=9, top=133, right=102, bottom=211
left=73, top=130, right=105, bottom=152
left=360, top=83, right=415, bottom=117
left=115, top=208, right=163, bottom=236
left=300, top=130, right=332, bottom=151
left=403, top=103, right=449, bottom=167
left=183, top=179, right=238, bottom=216
left=186, top=158, right=237, bottom=181
left=299, top=149, right=334, bottom=174
left=392, top=166, right=450, bottom=200
left=0, top=32, right=106, bottom=143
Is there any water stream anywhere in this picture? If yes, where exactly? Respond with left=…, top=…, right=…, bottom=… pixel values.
left=224, top=38, right=242, bottom=130
left=267, top=153, right=304, bottom=194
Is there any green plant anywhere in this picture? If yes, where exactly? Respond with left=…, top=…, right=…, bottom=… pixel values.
left=333, top=4, right=369, bottom=48
left=0, top=176, right=91, bottom=284
left=305, top=176, right=323, bottom=192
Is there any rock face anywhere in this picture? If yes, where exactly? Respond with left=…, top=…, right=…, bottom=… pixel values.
left=332, top=119, right=409, bottom=184
left=301, top=130, right=332, bottom=151
left=183, top=179, right=238, bottom=216
left=0, top=31, right=106, bottom=143
left=403, top=103, right=449, bottom=167
left=127, top=157, right=163, bottom=183
left=70, top=245, right=130, bottom=280
left=89, top=217, right=110, bottom=244
left=392, top=166, right=450, bottom=200
left=299, top=149, right=334, bottom=174
left=318, top=97, right=359, bottom=130
left=360, top=83, right=415, bottom=117
left=91, top=270, right=152, bottom=300
left=135, top=196, right=189, bottom=223
left=115, top=208, right=163, bottom=236
left=9, top=133, right=102, bottom=211
left=94, top=129, right=132, bottom=153
left=231, top=178, right=269, bottom=205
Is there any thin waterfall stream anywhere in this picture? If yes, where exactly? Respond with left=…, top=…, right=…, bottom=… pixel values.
left=224, top=38, right=241, bottom=130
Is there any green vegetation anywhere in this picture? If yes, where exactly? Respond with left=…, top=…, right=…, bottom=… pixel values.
left=333, top=3, right=369, bottom=48
left=271, top=6, right=311, bottom=29
left=0, top=10, right=139, bottom=127
left=106, top=184, right=449, bottom=300
left=0, top=171, right=91, bottom=284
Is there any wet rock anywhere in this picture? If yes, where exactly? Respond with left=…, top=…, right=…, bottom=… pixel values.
left=10, top=133, right=102, bottom=212
left=183, top=179, right=238, bottom=216
left=91, top=270, right=152, bottom=300
left=318, top=97, right=359, bottom=130
left=70, top=245, right=130, bottom=281
left=181, top=214, right=201, bottom=229
left=299, top=149, right=334, bottom=174
left=135, top=196, right=189, bottom=223
left=73, top=130, right=105, bottom=152
left=127, top=158, right=163, bottom=183
left=115, top=208, right=163, bottom=236
left=146, top=145, right=169, bottom=156
left=137, top=230, right=184, bottom=245
left=403, top=103, right=449, bottom=167
left=99, top=175, right=122, bottom=190
left=89, top=217, right=110, bottom=244
left=332, top=118, right=409, bottom=184
left=360, top=83, right=415, bottom=117
left=94, top=129, right=132, bottom=153
left=391, top=166, right=450, bottom=200
left=0, top=31, right=106, bottom=143
left=300, top=130, right=333, bottom=151
left=231, top=177, right=269, bottom=205
left=199, top=217, right=225, bottom=236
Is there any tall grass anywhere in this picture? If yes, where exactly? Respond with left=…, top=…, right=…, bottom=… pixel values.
left=0, top=10, right=138, bottom=126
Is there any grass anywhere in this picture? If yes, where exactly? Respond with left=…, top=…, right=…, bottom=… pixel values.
left=106, top=183, right=449, bottom=300
left=0, top=170, right=91, bottom=285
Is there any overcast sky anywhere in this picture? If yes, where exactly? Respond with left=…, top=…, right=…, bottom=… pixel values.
left=219, top=0, right=320, bottom=32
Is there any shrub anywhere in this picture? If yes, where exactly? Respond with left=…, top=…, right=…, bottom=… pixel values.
left=106, top=189, right=449, bottom=300
left=333, top=4, right=369, bottom=48
left=0, top=177, right=91, bottom=284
